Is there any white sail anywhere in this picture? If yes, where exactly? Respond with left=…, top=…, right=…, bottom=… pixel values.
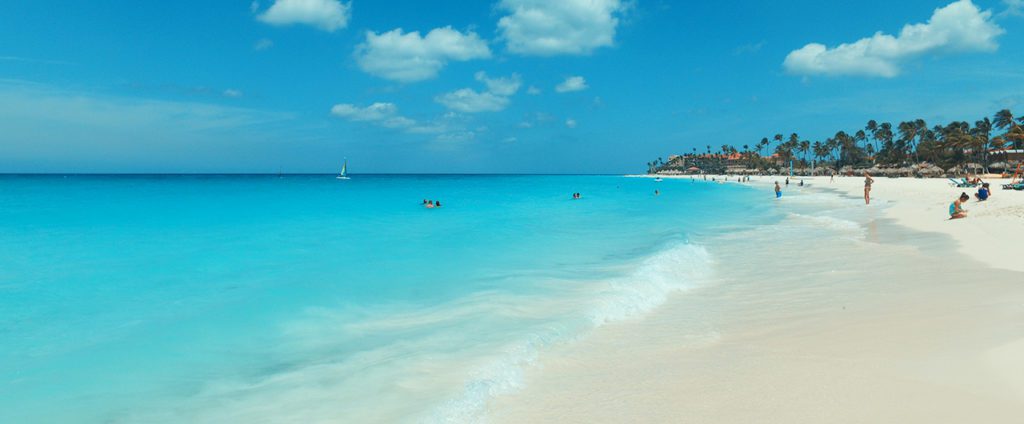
left=337, top=159, right=350, bottom=179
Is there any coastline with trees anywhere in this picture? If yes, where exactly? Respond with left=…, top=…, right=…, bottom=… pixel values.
left=648, top=109, right=1024, bottom=177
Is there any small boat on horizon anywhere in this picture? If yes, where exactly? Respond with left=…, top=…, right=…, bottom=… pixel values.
left=336, top=159, right=350, bottom=180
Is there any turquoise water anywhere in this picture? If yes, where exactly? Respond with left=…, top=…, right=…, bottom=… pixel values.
left=1, top=175, right=770, bottom=423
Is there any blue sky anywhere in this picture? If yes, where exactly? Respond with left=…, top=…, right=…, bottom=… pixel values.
left=2, top=0, right=1023, bottom=173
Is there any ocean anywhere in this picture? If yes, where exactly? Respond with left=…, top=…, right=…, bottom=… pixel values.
left=1, top=175, right=822, bottom=423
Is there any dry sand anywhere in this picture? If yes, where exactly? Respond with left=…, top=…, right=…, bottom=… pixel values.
left=489, top=175, right=1024, bottom=423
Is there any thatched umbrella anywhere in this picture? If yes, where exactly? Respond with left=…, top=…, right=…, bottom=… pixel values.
left=989, top=161, right=1010, bottom=170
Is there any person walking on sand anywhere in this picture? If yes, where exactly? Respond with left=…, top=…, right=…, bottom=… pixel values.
left=774, top=181, right=782, bottom=199
left=950, top=193, right=969, bottom=219
left=863, top=171, right=874, bottom=205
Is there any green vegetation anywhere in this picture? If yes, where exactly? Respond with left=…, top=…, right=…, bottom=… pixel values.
left=649, top=109, right=1024, bottom=176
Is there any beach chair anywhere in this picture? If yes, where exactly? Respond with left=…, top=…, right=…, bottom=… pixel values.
left=1002, top=164, right=1023, bottom=190
left=948, top=178, right=977, bottom=188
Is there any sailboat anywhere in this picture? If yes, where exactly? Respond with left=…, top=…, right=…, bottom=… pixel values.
left=336, top=159, right=350, bottom=180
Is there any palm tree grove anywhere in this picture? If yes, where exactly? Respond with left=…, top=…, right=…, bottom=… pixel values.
left=648, top=109, right=1024, bottom=176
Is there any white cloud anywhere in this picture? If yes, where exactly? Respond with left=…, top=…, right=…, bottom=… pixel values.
left=331, top=102, right=469, bottom=138
left=436, top=71, right=522, bottom=113
left=497, top=0, right=627, bottom=56
left=474, top=71, right=522, bottom=96
left=223, top=89, right=244, bottom=98
left=253, top=38, right=274, bottom=51
left=329, top=102, right=405, bottom=122
left=565, top=118, right=577, bottom=128
left=354, top=27, right=491, bottom=82
left=1004, top=0, right=1024, bottom=16
left=555, top=76, right=588, bottom=93
left=784, top=0, right=1003, bottom=77
left=257, top=0, right=351, bottom=32
left=526, top=86, right=541, bottom=95
left=435, top=89, right=509, bottom=113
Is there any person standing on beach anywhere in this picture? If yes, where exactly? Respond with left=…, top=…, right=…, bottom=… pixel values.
left=775, top=181, right=782, bottom=198
left=863, top=172, right=874, bottom=205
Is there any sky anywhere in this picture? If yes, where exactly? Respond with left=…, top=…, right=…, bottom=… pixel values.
left=1, top=0, right=1023, bottom=174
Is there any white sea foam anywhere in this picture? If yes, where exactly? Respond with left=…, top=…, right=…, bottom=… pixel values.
left=587, top=243, right=713, bottom=325
left=787, top=212, right=864, bottom=235
left=124, top=243, right=716, bottom=424
left=428, top=242, right=714, bottom=423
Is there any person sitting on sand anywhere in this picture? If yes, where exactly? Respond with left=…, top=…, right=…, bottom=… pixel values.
left=799, top=179, right=804, bottom=187
left=775, top=181, right=782, bottom=199
left=863, top=171, right=874, bottom=205
left=949, top=193, right=969, bottom=219
left=975, top=183, right=991, bottom=201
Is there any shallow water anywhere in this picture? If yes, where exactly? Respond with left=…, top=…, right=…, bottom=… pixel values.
left=1, top=175, right=778, bottom=423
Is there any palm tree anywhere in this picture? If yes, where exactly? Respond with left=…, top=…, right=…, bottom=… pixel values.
left=876, top=123, right=894, bottom=165
left=812, top=141, right=826, bottom=166
left=865, top=120, right=878, bottom=153
left=973, top=118, right=992, bottom=171
left=759, top=137, right=769, bottom=157
left=994, top=109, right=1024, bottom=150
left=994, top=109, right=1016, bottom=131
left=854, top=130, right=868, bottom=163
left=799, top=140, right=811, bottom=166
left=897, top=121, right=918, bottom=165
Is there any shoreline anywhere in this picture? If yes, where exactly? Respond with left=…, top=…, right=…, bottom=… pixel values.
left=637, top=174, right=1024, bottom=273
left=489, top=175, right=1024, bottom=423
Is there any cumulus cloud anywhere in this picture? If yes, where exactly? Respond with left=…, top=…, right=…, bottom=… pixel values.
left=257, top=0, right=351, bottom=32
left=565, top=118, right=578, bottom=128
left=474, top=71, right=522, bottom=96
left=497, top=0, right=627, bottom=56
left=435, top=71, right=522, bottom=113
left=354, top=27, right=491, bottom=82
left=783, top=0, right=1003, bottom=78
left=331, top=102, right=398, bottom=121
left=223, top=89, right=244, bottom=98
left=331, top=102, right=468, bottom=138
left=330, top=102, right=419, bottom=129
left=435, top=89, right=509, bottom=113
left=555, top=76, right=588, bottom=93
left=526, top=86, right=541, bottom=95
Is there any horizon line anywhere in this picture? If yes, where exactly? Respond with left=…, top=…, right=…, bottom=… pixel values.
left=0, top=172, right=636, bottom=177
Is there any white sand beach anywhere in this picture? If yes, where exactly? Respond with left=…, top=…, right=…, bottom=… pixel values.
left=490, top=176, right=1024, bottom=423
left=800, top=175, right=1024, bottom=273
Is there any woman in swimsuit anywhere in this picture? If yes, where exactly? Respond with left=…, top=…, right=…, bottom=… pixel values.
left=863, top=172, right=874, bottom=205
